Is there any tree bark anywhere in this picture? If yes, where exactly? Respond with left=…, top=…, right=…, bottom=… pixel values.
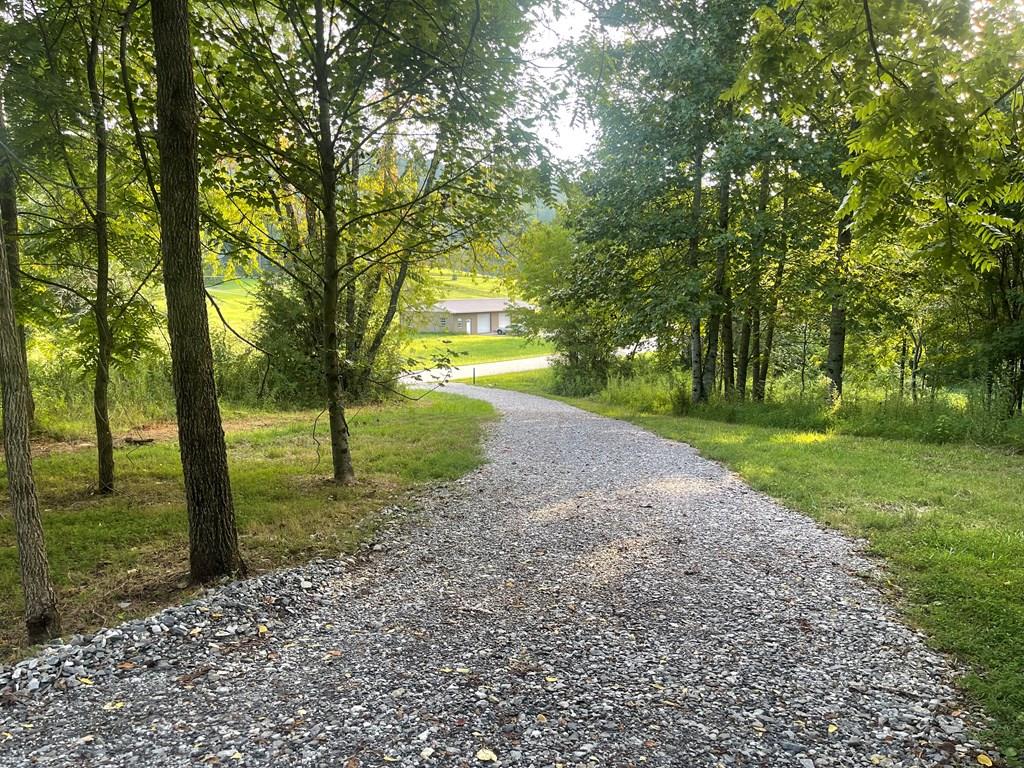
left=151, top=0, right=244, bottom=582
left=87, top=25, right=115, bottom=495
left=898, top=333, right=907, bottom=400
left=721, top=286, right=734, bottom=398
left=754, top=170, right=788, bottom=403
left=688, top=147, right=705, bottom=404
left=0, top=219, right=60, bottom=643
left=313, top=0, right=354, bottom=483
left=737, top=308, right=751, bottom=400
left=825, top=215, right=852, bottom=401
left=0, top=104, right=34, bottom=427
left=701, top=170, right=730, bottom=398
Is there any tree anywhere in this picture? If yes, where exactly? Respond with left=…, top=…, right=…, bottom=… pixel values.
left=150, top=0, right=243, bottom=582
left=198, top=0, right=542, bottom=481
left=0, top=216, right=59, bottom=643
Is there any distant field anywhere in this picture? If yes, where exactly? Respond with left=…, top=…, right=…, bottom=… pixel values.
left=425, top=268, right=506, bottom=299
left=403, top=332, right=553, bottom=367
left=206, top=278, right=259, bottom=335
left=200, top=271, right=506, bottom=337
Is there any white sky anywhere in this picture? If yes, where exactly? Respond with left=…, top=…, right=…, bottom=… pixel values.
left=523, top=3, right=597, bottom=161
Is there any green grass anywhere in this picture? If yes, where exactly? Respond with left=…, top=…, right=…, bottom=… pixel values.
left=425, top=268, right=506, bottom=299
left=477, top=368, right=1024, bottom=761
left=402, top=332, right=553, bottom=366
left=206, top=278, right=260, bottom=334
left=205, top=270, right=506, bottom=337
left=0, top=393, right=493, bottom=656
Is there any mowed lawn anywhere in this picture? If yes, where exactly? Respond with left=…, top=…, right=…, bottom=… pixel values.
left=402, top=332, right=554, bottom=367
left=478, top=369, right=1024, bottom=759
left=203, top=270, right=506, bottom=338
left=0, top=394, right=493, bottom=656
left=425, top=268, right=506, bottom=299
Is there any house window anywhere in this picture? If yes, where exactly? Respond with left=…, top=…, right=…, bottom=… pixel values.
left=439, top=316, right=447, bottom=328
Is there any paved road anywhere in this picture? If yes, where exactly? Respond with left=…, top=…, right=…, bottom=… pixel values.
left=400, top=355, right=552, bottom=385
left=0, top=386, right=986, bottom=767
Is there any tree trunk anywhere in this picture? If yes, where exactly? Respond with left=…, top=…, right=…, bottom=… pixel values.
left=688, top=147, right=705, bottom=404
left=87, top=27, right=115, bottom=495
left=737, top=308, right=751, bottom=400
left=721, top=286, right=734, bottom=399
left=898, top=333, right=907, bottom=400
left=0, top=220, right=60, bottom=642
left=313, top=0, right=354, bottom=484
left=701, top=170, right=730, bottom=398
left=825, top=215, right=851, bottom=401
left=0, top=106, right=34, bottom=427
left=151, top=0, right=244, bottom=582
left=355, top=259, right=410, bottom=396
left=755, top=171, right=788, bottom=403
left=753, top=307, right=761, bottom=397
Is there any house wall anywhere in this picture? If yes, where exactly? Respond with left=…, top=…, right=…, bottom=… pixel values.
left=407, top=310, right=503, bottom=334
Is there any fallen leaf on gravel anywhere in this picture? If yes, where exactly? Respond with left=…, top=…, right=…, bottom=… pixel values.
left=536, top=713, right=547, bottom=723
left=420, top=748, right=435, bottom=759
left=475, top=748, right=498, bottom=762
left=545, top=676, right=558, bottom=682
left=77, top=677, right=94, bottom=686
left=828, top=724, right=838, bottom=734
left=382, top=756, right=399, bottom=762
left=1, top=733, right=11, bottom=741
left=258, top=625, right=268, bottom=635
left=344, top=759, right=360, bottom=768
left=116, top=661, right=135, bottom=670
left=231, top=752, right=243, bottom=762
left=977, top=756, right=993, bottom=767
left=102, top=701, right=125, bottom=711
left=456, top=667, right=471, bottom=674
left=323, top=650, right=343, bottom=659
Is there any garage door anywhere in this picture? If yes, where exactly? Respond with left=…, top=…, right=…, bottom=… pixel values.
left=498, top=312, right=510, bottom=328
left=476, top=312, right=491, bottom=334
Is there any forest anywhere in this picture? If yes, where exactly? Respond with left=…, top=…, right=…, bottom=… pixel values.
left=1, top=0, right=1023, bottom=762
left=515, top=0, right=1024, bottom=441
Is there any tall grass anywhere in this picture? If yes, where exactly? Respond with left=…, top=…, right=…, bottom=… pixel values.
left=594, top=364, right=1024, bottom=451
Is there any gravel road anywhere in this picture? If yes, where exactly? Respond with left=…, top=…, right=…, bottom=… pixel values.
left=0, top=385, right=995, bottom=767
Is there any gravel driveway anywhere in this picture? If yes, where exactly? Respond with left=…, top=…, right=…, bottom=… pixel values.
left=0, top=386, right=992, bottom=767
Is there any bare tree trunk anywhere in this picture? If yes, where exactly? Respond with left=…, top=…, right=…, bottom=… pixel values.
left=826, top=215, right=852, bottom=401
left=898, top=333, right=907, bottom=400
left=755, top=171, right=788, bottom=403
left=151, top=0, right=244, bottom=582
left=87, top=25, right=115, bottom=495
left=688, top=147, right=705, bottom=403
left=0, top=221, right=60, bottom=643
left=313, top=0, right=354, bottom=484
left=0, top=104, right=34, bottom=427
left=721, top=287, right=734, bottom=399
left=701, top=170, right=730, bottom=398
left=355, top=259, right=411, bottom=395
left=737, top=308, right=751, bottom=400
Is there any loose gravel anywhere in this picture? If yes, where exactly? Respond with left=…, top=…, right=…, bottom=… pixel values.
left=0, top=385, right=999, bottom=767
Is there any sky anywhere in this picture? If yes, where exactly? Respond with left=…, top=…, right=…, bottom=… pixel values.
left=523, top=3, right=597, bottom=161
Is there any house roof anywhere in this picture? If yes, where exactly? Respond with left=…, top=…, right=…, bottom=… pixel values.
left=425, top=298, right=531, bottom=314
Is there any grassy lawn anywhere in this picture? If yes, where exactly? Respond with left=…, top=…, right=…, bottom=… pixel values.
left=402, top=332, right=553, bottom=367
left=206, top=278, right=260, bottom=335
left=425, top=268, right=506, bottom=299
left=0, top=394, right=493, bottom=657
left=477, top=369, right=1024, bottom=761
